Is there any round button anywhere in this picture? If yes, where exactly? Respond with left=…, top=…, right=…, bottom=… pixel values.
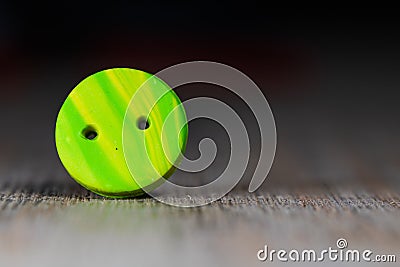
left=55, top=68, right=188, bottom=197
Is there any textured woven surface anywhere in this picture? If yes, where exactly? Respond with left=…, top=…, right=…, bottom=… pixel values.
left=0, top=179, right=399, bottom=267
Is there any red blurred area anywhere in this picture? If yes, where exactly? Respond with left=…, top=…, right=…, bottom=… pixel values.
left=0, top=35, right=317, bottom=100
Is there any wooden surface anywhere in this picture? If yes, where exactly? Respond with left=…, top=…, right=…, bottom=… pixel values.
left=0, top=179, right=399, bottom=267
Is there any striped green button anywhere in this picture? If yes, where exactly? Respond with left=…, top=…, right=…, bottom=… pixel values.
left=55, top=68, right=188, bottom=197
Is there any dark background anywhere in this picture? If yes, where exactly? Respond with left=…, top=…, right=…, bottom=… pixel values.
left=1, top=4, right=400, bottom=193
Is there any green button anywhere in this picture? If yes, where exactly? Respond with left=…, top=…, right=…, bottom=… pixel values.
left=55, top=68, right=188, bottom=197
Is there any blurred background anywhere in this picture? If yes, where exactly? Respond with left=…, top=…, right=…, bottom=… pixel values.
left=1, top=4, right=400, bottom=191
left=1, top=4, right=400, bottom=267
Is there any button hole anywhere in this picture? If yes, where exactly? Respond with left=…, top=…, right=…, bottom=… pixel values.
left=137, top=116, right=150, bottom=130
left=82, top=126, right=98, bottom=140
